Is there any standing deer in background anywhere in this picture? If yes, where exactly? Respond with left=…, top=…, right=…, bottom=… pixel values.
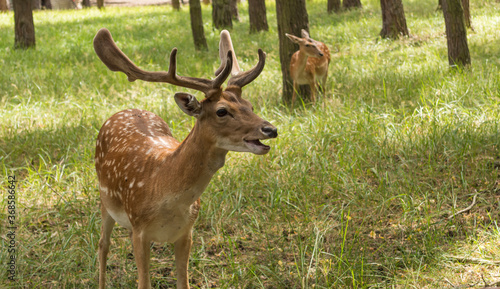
left=93, top=28, right=277, bottom=289
left=286, top=29, right=331, bottom=105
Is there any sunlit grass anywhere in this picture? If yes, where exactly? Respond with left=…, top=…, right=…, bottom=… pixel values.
left=1, top=0, right=499, bottom=288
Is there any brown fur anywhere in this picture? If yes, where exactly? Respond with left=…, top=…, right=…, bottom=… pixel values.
left=286, top=29, right=331, bottom=104
left=94, top=29, right=277, bottom=289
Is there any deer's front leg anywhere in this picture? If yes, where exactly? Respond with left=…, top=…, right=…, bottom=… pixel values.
left=309, top=78, right=317, bottom=103
left=292, top=81, right=299, bottom=106
left=99, top=206, right=115, bottom=289
left=320, top=73, right=328, bottom=95
left=132, top=230, right=152, bottom=289
left=174, top=230, right=193, bottom=289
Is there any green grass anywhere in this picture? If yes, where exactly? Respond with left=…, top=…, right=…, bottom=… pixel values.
left=1, top=0, right=500, bottom=288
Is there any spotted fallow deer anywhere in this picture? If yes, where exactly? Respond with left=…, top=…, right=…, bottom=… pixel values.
left=286, top=29, right=331, bottom=105
left=93, top=28, right=277, bottom=289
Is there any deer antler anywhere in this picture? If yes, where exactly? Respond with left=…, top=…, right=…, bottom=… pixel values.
left=93, top=28, right=233, bottom=96
left=215, top=30, right=266, bottom=88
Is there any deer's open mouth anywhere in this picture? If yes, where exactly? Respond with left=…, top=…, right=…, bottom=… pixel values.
left=244, top=138, right=270, bottom=154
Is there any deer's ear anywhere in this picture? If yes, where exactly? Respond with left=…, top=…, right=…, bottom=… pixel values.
left=301, top=29, right=310, bottom=39
left=285, top=33, right=301, bottom=44
left=174, top=92, right=201, bottom=117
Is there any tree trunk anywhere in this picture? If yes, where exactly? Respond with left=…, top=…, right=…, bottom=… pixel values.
left=343, top=0, right=361, bottom=9
left=437, top=0, right=443, bottom=10
left=81, top=0, right=90, bottom=8
left=212, top=0, right=232, bottom=29
left=202, top=0, right=210, bottom=4
left=189, top=0, right=208, bottom=50
left=276, top=0, right=310, bottom=104
left=327, top=0, right=340, bottom=13
left=41, top=0, right=52, bottom=9
left=32, top=0, right=41, bottom=9
left=14, top=0, right=36, bottom=49
left=380, top=0, right=408, bottom=38
left=462, top=0, right=472, bottom=29
left=172, top=0, right=180, bottom=10
left=248, top=0, right=268, bottom=33
left=97, top=0, right=104, bottom=9
left=0, top=0, right=8, bottom=12
left=230, top=0, right=239, bottom=21
left=442, top=0, right=470, bottom=67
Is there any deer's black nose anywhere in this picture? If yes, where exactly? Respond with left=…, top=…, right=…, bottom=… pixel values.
left=262, top=126, right=278, bottom=138
left=319, top=52, right=324, bottom=57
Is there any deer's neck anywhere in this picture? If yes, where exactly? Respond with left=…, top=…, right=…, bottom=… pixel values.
left=158, top=122, right=227, bottom=205
left=296, top=50, right=310, bottom=71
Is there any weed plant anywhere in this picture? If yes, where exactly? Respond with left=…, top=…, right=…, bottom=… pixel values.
left=1, top=0, right=499, bottom=288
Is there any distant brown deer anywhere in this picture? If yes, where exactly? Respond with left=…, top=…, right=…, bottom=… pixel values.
left=93, top=28, right=277, bottom=289
left=286, top=29, right=331, bottom=104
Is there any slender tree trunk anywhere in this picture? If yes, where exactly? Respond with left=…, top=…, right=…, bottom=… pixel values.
left=81, top=0, right=91, bottom=8
left=230, top=0, right=239, bottom=21
left=249, top=0, right=268, bottom=33
left=41, top=0, right=52, bottom=9
left=189, top=0, right=208, bottom=50
left=380, top=0, right=408, bottom=38
left=212, top=0, right=232, bottom=29
left=343, top=0, right=361, bottom=9
left=14, top=0, right=35, bottom=49
left=0, top=0, right=8, bottom=12
left=172, top=0, right=180, bottom=10
left=97, top=0, right=104, bottom=9
left=442, top=0, right=470, bottom=67
left=327, top=0, right=340, bottom=13
left=461, top=0, right=472, bottom=29
left=276, top=0, right=310, bottom=104
left=437, top=0, right=443, bottom=10
left=31, top=0, right=41, bottom=9
left=202, top=0, right=210, bottom=4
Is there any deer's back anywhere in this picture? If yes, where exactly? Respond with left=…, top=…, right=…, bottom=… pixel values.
left=95, top=109, right=181, bottom=229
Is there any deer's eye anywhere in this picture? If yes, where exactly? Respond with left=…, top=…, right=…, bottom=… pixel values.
left=216, top=108, right=228, bottom=117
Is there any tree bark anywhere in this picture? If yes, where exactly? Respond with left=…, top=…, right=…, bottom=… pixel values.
left=437, top=0, right=443, bottom=10
left=202, top=0, right=210, bottom=4
left=14, top=0, right=36, bottom=49
left=32, top=0, right=41, bottom=9
left=189, top=0, right=208, bottom=50
left=41, top=0, right=52, bottom=9
left=380, top=0, right=408, bottom=38
left=249, top=0, right=268, bottom=33
left=276, top=0, right=310, bottom=104
left=97, top=0, right=104, bottom=9
left=461, top=0, right=471, bottom=29
left=343, top=0, right=361, bottom=9
left=230, top=0, right=239, bottom=21
left=327, top=0, right=340, bottom=13
left=81, top=0, right=90, bottom=8
left=172, top=0, right=180, bottom=10
left=0, top=0, right=8, bottom=12
left=442, top=0, right=470, bottom=67
left=212, top=0, right=232, bottom=29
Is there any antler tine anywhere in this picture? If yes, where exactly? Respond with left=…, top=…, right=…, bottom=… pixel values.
left=93, top=28, right=231, bottom=95
left=227, top=49, right=266, bottom=88
left=212, top=50, right=233, bottom=89
left=214, top=30, right=266, bottom=89
left=167, top=48, right=233, bottom=92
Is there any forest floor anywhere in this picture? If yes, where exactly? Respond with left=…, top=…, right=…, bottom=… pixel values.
left=89, top=0, right=171, bottom=7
